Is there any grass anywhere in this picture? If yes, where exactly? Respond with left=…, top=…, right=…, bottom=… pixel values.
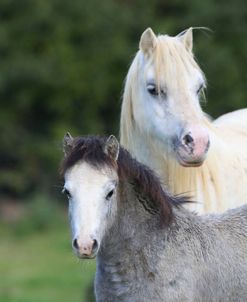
left=0, top=203, right=96, bottom=302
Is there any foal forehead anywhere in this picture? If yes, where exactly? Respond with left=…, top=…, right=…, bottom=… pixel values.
left=64, top=161, right=116, bottom=188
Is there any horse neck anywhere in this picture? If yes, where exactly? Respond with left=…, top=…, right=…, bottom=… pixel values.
left=121, top=126, right=171, bottom=183
left=121, top=119, right=225, bottom=213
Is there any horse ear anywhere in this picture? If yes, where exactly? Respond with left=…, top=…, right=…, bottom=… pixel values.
left=178, top=27, right=193, bottom=52
left=104, top=135, right=119, bottom=161
left=63, top=132, right=74, bottom=156
left=139, top=28, right=157, bottom=55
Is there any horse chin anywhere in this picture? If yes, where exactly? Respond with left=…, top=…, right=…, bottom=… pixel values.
left=179, top=159, right=204, bottom=167
left=175, top=152, right=205, bottom=168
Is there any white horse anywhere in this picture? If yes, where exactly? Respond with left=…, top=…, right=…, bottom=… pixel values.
left=120, top=27, right=247, bottom=213
left=62, top=134, right=247, bottom=302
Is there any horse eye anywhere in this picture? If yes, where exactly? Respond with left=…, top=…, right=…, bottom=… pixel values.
left=62, top=188, right=71, bottom=199
left=197, top=84, right=204, bottom=95
left=106, top=189, right=114, bottom=200
left=147, top=84, right=158, bottom=96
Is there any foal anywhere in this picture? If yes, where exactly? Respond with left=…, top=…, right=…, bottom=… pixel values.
left=62, top=134, right=247, bottom=302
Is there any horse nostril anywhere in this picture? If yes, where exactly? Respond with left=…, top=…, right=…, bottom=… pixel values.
left=183, top=134, right=194, bottom=145
left=92, top=239, right=98, bottom=253
left=73, top=238, right=79, bottom=250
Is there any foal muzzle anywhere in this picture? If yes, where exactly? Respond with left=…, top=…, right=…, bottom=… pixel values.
left=72, top=236, right=99, bottom=259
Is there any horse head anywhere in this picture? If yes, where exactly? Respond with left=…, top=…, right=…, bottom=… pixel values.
left=121, top=28, right=210, bottom=167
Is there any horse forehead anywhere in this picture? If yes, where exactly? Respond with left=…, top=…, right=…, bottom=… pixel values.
left=157, top=35, right=184, bottom=54
left=145, top=62, right=203, bottom=93
left=151, top=37, right=201, bottom=75
left=65, top=162, right=114, bottom=188
left=145, top=63, right=202, bottom=87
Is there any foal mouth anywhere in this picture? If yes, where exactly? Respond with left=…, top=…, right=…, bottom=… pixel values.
left=75, top=250, right=98, bottom=260
left=77, top=254, right=97, bottom=260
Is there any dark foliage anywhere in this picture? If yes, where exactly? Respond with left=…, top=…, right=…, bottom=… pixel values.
left=0, top=0, right=246, bottom=200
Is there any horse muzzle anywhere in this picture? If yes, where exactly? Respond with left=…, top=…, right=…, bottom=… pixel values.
left=175, top=125, right=210, bottom=167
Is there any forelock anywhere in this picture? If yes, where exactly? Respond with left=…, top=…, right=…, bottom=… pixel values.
left=61, top=136, right=116, bottom=176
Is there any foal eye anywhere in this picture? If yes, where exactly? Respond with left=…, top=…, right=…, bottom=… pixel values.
left=147, top=84, right=158, bottom=96
left=62, top=188, right=71, bottom=199
left=106, top=189, right=114, bottom=200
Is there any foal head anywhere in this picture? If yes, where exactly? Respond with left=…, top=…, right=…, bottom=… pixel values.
left=62, top=134, right=119, bottom=259
left=121, top=28, right=210, bottom=167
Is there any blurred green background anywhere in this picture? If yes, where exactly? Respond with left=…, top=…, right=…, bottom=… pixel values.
left=0, top=0, right=246, bottom=301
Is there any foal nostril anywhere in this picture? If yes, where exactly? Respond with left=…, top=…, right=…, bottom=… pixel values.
left=183, top=134, right=194, bottom=145
left=73, top=238, right=79, bottom=250
left=92, top=239, right=98, bottom=253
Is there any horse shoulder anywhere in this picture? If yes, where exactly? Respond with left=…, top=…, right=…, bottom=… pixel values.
left=213, top=108, right=247, bottom=131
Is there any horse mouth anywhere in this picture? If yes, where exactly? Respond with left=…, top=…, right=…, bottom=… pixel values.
left=174, top=138, right=208, bottom=168
left=175, top=151, right=205, bottom=167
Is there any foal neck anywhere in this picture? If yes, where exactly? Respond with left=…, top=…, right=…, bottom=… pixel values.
left=101, top=180, right=166, bottom=252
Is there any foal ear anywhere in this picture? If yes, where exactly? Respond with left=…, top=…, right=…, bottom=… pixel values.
left=178, top=27, right=193, bottom=52
left=104, top=135, right=120, bottom=161
left=63, top=132, right=74, bottom=156
left=139, top=28, right=157, bottom=55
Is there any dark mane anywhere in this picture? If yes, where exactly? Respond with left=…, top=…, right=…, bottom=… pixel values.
left=117, top=148, right=190, bottom=224
left=61, top=135, right=190, bottom=224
